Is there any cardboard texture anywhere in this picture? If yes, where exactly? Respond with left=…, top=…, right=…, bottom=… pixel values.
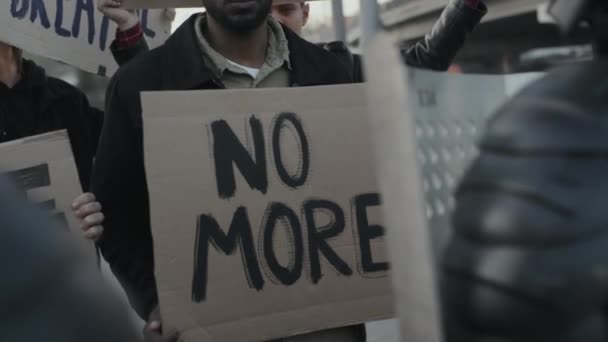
left=142, top=85, right=393, bottom=341
left=0, top=1, right=171, bottom=76
left=362, top=34, right=443, bottom=342
left=123, top=0, right=325, bottom=9
left=0, top=130, right=95, bottom=258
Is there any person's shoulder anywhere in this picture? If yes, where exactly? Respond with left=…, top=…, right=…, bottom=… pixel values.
left=486, top=61, right=608, bottom=152
left=517, top=61, right=608, bottom=99
left=319, top=41, right=350, bottom=54
left=284, top=29, right=353, bottom=84
left=289, top=31, right=344, bottom=64
left=109, top=45, right=167, bottom=96
left=45, top=75, right=88, bottom=103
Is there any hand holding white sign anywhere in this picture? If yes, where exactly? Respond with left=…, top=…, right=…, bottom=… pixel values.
left=72, top=192, right=105, bottom=242
left=0, top=1, right=171, bottom=75
left=97, top=0, right=140, bottom=31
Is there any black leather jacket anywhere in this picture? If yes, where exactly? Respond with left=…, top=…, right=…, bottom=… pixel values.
left=321, top=0, right=487, bottom=82
left=442, top=60, right=608, bottom=342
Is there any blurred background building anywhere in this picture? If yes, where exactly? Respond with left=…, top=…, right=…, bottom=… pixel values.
left=33, top=0, right=595, bottom=110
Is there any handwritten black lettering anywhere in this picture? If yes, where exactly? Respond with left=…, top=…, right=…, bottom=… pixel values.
left=6, top=164, right=51, bottom=191
left=354, top=193, right=388, bottom=273
left=304, top=199, right=353, bottom=283
left=272, top=113, right=310, bottom=189
left=3, top=164, right=69, bottom=231
left=212, top=117, right=268, bottom=199
left=261, top=202, right=303, bottom=286
left=192, top=208, right=264, bottom=303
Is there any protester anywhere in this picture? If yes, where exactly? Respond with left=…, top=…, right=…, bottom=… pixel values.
left=0, top=5, right=144, bottom=242
left=91, top=0, right=356, bottom=340
left=98, top=0, right=150, bottom=65
left=272, top=0, right=487, bottom=81
left=271, top=1, right=310, bottom=35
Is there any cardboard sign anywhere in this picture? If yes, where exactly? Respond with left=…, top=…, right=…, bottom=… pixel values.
left=0, top=1, right=172, bottom=76
left=123, top=0, right=325, bottom=9
left=0, top=130, right=94, bottom=255
left=142, top=85, right=393, bottom=341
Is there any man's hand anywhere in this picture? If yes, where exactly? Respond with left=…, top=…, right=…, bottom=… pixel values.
left=72, top=193, right=104, bottom=241
left=144, top=307, right=180, bottom=342
left=97, top=0, right=140, bottom=31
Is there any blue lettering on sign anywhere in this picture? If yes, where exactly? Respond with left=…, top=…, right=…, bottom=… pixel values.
left=11, top=0, right=29, bottom=19
left=99, top=15, right=110, bottom=51
left=31, top=0, right=51, bottom=29
left=72, top=0, right=95, bottom=44
left=8, top=0, right=158, bottom=53
left=54, top=0, right=71, bottom=37
left=141, top=10, right=156, bottom=39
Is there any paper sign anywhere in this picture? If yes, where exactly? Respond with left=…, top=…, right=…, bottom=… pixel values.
left=142, top=85, right=393, bottom=341
left=0, top=130, right=94, bottom=256
left=123, top=0, right=325, bottom=9
left=0, top=1, right=172, bottom=76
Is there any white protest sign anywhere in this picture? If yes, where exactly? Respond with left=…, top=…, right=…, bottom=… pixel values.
left=0, top=1, right=172, bottom=76
left=142, top=85, right=393, bottom=341
left=0, top=130, right=95, bottom=258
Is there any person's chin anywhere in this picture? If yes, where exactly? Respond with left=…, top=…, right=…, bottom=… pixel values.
left=226, top=13, right=265, bottom=29
left=224, top=0, right=259, bottom=13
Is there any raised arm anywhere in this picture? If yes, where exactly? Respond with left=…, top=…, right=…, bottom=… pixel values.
left=402, top=0, right=487, bottom=71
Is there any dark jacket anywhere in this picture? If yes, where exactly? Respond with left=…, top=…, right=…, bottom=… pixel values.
left=110, top=37, right=150, bottom=67
left=401, top=0, right=487, bottom=71
left=92, top=14, right=352, bottom=319
left=0, top=60, right=102, bottom=191
left=321, top=0, right=487, bottom=82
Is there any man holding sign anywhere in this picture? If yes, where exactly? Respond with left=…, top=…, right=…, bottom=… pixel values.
left=92, top=0, right=353, bottom=340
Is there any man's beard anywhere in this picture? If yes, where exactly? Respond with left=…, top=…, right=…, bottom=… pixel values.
left=204, top=0, right=273, bottom=35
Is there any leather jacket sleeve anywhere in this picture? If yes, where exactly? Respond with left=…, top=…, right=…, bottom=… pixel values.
left=402, top=0, right=487, bottom=71
left=441, top=61, right=608, bottom=342
left=110, top=36, right=150, bottom=67
left=321, top=0, right=486, bottom=82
